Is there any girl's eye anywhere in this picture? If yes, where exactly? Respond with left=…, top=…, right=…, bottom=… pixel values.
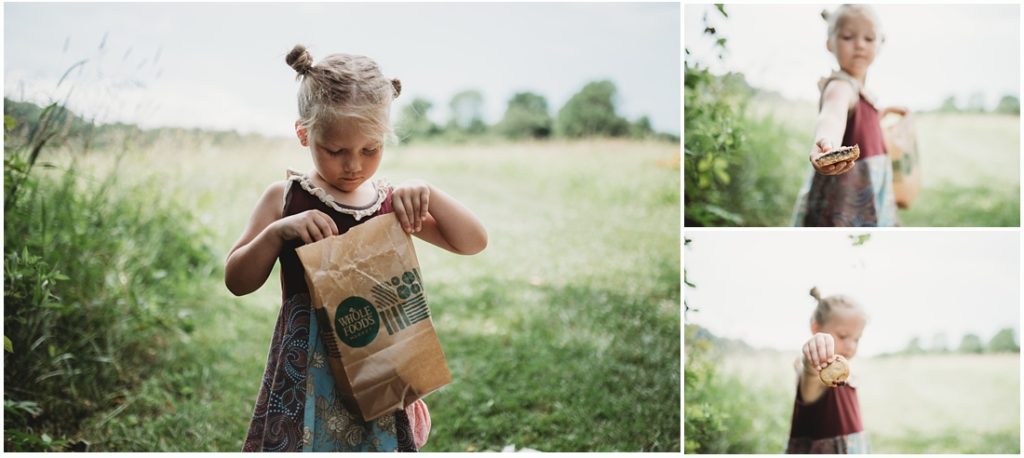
left=362, top=147, right=379, bottom=156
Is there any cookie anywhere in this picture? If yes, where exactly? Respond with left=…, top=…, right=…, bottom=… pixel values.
left=814, top=144, right=860, bottom=167
left=818, top=354, right=850, bottom=387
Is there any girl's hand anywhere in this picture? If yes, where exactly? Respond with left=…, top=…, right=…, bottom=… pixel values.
left=271, top=209, right=339, bottom=244
left=810, top=139, right=856, bottom=176
left=881, top=106, right=910, bottom=117
left=393, top=180, right=431, bottom=233
left=802, top=332, right=837, bottom=372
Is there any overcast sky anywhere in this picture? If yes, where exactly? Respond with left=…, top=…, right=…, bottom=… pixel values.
left=684, top=230, right=1021, bottom=358
left=4, top=2, right=680, bottom=138
left=685, top=4, right=1020, bottom=111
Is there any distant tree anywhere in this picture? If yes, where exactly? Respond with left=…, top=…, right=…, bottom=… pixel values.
left=498, top=92, right=552, bottom=139
left=929, top=332, right=950, bottom=353
left=988, top=328, right=1019, bottom=353
left=395, top=98, right=439, bottom=142
left=447, top=90, right=487, bottom=135
left=938, top=95, right=959, bottom=113
left=629, top=115, right=655, bottom=139
left=958, top=333, right=985, bottom=354
left=966, top=92, right=987, bottom=113
left=904, top=336, right=924, bottom=354
left=556, top=80, right=629, bottom=138
left=995, top=95, right=1020, bottom=115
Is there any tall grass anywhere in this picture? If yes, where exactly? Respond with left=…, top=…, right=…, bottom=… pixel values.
left=3, top=114, right=217, bottom=451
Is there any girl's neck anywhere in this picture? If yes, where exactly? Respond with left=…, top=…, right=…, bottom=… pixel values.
left=842, top=67, right=868, bottom=87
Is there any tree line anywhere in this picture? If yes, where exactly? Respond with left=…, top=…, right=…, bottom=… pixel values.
left=891, top=328, right=1019, bottom=356
left=395, top=80, right=677, bottom=143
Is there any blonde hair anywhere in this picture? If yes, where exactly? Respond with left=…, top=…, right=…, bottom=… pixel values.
left=821, top=4, right=885, bottom=48
left=809, top=286, right=864, bottom=325
left=285, top=44, right=401, bottom=143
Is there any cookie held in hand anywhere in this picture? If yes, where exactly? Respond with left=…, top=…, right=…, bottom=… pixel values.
left=814, top=144, right=861, bottom=167
left=818, top=355, right=850, bottom=387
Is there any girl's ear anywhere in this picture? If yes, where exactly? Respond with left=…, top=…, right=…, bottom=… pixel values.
left=295, top=121, right=309, bottom=147
left=811, top=321, right=820, bottom=334
left=826, top=39, right=834, bottom=54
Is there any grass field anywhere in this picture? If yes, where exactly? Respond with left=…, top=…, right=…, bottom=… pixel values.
left=63, top=138, right=681, bottom=451
left=715, top=350, right=1020, bottom=453
left=746, top=95, right=1020, bottom=227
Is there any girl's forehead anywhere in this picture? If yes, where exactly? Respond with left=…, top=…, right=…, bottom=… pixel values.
left=838, top=15, right=878, bottom=34
left=313, top=119, right=379, bottom=145
left=828, top=310, right=867, bottom=331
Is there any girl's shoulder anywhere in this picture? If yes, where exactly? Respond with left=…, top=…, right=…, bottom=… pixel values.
left=818, top=70, right=880, bottom=110
left=818, top=71, right=860, bottom=111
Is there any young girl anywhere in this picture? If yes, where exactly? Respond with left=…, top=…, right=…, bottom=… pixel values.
left=792, top=5, right=909, bottom=226
left=787, top=287, right=869, bottom=454
left=225, top=45, right=487, bottom=452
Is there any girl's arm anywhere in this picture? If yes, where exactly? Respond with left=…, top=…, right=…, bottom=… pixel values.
left=799, top=332, right=837, bottom=404
left=392, top=180, right=487, bottom=255
left=809, top=80, right=858, bottom=176
left=224, top=181, right=340, bottom=296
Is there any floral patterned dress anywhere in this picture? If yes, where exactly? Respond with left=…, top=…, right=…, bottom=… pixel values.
left=242, top=171, right=419, bottom=452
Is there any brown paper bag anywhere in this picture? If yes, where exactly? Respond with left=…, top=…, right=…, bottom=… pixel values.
left=295, top=213, right=451, bottom=421
left=881, top=112, right=921, bottom=209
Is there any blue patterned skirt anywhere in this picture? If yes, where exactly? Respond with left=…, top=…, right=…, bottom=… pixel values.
left=242, top=293, right=416, bottom=452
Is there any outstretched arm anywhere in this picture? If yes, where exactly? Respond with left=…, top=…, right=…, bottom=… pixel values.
left=392, top=180, right=487, bottom=255
left=810, top=80, right=858, bottom=176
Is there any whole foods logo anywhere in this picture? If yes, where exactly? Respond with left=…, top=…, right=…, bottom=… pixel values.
left=371, top=268, right=429, bottom=335
left=334, top=296, right=380, bottom=348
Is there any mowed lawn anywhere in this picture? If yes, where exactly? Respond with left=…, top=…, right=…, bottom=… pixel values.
left=72, top=138, right=681, bottom=451
left=715, top=350, right=1020, bottom=453
left=747, top=96, right=1020, bottom=227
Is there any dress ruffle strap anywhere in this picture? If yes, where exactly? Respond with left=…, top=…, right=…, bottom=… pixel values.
left=285, top=169, right=390, bottom=221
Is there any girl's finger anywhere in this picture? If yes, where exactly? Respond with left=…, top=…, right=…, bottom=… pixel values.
left=403, top=194, right=417, bottom=232
left=809, top=341, right=821, bottom=370
left=815, top=335, right=828, bottom=367
left=298, top=226, right=312, bottom=245
left=395, top=196, right=413, bottom=232
left=319, top=211, right=340, bottom=235
left=420, top=193, right=430, bottom=222
left=411, top=193, right=422, bottom=232
left=313, top=215, right=334, bottom=239
left=802, top=346, right=812, bottom=369
left=307, top=220, right=325, bottom=242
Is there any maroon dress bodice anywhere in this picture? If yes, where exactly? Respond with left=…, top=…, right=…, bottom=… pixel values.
left=843, top=95, right=886, bottom=159
left=788, top=384, right=863, bottom=440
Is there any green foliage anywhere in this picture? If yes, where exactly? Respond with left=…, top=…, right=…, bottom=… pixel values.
left=995, top=95, right=1020, bottom=115
left=938, top=95, right=960, bottom=113
left=556, top=80, right=630, bottom=138
left=958, top=334, right=985, bottom=354
left=904, top=336, right=925, bottom=354
left=395, top=97, right=440, bottom=142
left=684, top=66, right=804, bottom=226
left=988, top=328, right=1019, bottom=353
left=849, top=233, right=872, bottom=246
left=684, top=325, right=788, bottom=453
left=629, top=116, right=655, bottom=139
left=4, top=105, right=216, bottom=450
left=498, top=92, right=552, bottom=140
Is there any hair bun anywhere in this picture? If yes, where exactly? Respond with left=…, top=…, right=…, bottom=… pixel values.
left=821, top=9, right=830, bottom=21
left=391, top=78, right=402, bottom=99
left=286, top=44, right=314, bottom=76
left=810, top=286, right=822, bottom=301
